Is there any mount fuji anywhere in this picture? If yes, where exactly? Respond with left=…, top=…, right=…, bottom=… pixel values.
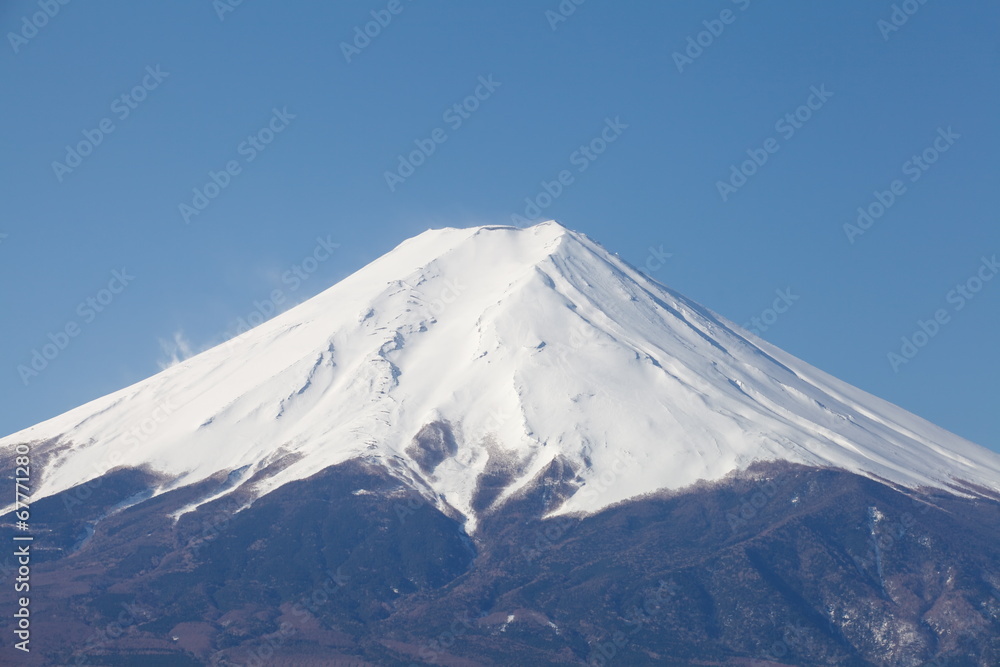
left=5, top=221, right=1000, bottom=525
left=3, top=221, right=1000, bottom=666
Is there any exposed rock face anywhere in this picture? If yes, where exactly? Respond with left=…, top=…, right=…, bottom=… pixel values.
left=405, top=421, right=459, bottom=475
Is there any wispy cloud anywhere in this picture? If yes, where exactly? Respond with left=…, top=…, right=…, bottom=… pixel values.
left=157, top=331, right=195, bottom=370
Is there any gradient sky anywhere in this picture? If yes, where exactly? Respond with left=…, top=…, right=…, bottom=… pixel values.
left=2, top=1, right=998, bottom=453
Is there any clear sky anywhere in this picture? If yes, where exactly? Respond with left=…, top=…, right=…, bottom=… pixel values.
left=2, top=1, right=998, bottom=453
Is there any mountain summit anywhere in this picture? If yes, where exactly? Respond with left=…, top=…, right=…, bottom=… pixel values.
left=5, top=221, right=1000, bottom=530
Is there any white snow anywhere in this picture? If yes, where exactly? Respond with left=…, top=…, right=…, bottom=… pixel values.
left=4, top=221, right=1000, bottom=531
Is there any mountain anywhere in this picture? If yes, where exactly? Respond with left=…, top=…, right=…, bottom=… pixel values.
left=3, top=221, right=1000, bottom=666
left=4, top=221, right=999, bottom=524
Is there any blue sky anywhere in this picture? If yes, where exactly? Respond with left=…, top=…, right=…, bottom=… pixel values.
left=2, top=1, right=998, bottom=453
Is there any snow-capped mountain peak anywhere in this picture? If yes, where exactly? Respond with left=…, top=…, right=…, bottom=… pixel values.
left=5, top=221, right=1000, bottom=530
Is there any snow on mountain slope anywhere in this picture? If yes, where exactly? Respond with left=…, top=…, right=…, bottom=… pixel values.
left=4, top=221, right=1000, bottom=530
